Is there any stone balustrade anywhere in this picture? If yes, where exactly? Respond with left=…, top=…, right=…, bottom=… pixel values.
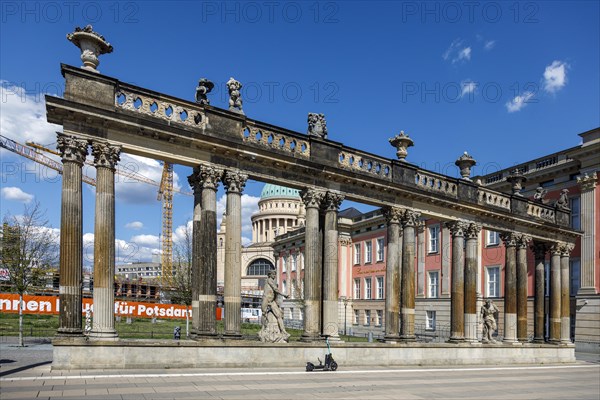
left=477, top=187, right=511, bottom=210
left=414, top=171, right=457, bottom=197
left=242, top=125, right=310, bottom=158
left=338, top=151, right=392, bottom=179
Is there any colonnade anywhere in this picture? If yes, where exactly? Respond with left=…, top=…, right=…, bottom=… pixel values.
left=55, top=133, right=575, bottom=345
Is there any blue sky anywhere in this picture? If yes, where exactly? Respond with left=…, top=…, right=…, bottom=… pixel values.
left=1, top=1, right=599, bottom=266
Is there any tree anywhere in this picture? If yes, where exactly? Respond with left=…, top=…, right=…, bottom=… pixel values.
left=0, top=201, right=58, bottom=346
left=171, top=221, right=192, bottom=336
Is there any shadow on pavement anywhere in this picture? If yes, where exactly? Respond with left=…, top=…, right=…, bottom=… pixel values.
left=0, top=360, right=52, bottom=377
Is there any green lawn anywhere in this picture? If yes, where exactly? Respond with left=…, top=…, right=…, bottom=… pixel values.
left=0, top=313, right=364, bottom=341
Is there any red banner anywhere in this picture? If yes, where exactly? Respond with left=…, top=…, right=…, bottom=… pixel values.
left=0, top=294, right=217, bottom=320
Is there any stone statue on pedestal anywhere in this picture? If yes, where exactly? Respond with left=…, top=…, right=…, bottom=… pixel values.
left=481, top=299, right=499, bottom=343
left=555, top=188, right=570, bottom=211
left=258, top=270, right=290, bottom=343
left=307, top=113, right=327, bottom=139
left=226, top=77, right=244, bottom=114
left=195, top=78, right=214, bottom=105
left=533, top=186, right=548, bottom=203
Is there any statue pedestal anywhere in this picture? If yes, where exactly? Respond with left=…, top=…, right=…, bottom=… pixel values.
left=258, top=313, right=290, bottom=343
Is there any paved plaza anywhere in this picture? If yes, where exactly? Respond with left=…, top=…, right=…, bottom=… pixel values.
left=1, top=341, right=598, bottom=400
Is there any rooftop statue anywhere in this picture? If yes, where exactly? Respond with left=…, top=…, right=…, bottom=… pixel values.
left=555, top=188, right=570, bottom=211
left=533, top=186, right=548, bottom=203
left=195, top=78, right=214, bottom=105
left=226, top=77, right=244, bottom=114
left=307, top=113, right=327, bottom=139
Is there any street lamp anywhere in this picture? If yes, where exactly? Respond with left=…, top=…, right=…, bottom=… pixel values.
left=341, top=296, right=349, bottom=336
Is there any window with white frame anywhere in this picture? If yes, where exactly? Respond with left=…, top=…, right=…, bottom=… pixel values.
left=376, top=310, right=383, bottom=326
left=364, top=310, right=371, bottom=326
left=354, top=279, right=361, bottom=299
left=282, top=280, right=286, bottom=294
left=486, top=230, right=500, bottom=246
left=426, top=310, right=436, bottom=330
left=282, top=256, right=287, bottom=273
left=291, top=253, right=297, bottom=271
left=428, top=225, right=440, bottom=253
left=300, top=252, right=304, bottom=269
left=486, top=266, right=500, bottom=297
left=376, top=276, right=384, bottom=299
left=354, top=309, right=359, bottom=325
left=376, top=238, right=385, bottom=262
left=365, top=277, right=372, bottom=299
left=354, top=243, right=361, bottom=265
left=428, top=271, right=439, bottom=298
left=570, top=197, right=581, bottom=230
left=365, top=241, right=373, bottom=263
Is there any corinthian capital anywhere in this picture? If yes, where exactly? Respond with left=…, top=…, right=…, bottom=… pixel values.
left=91, top=141, right=121, bottom=169
left=560, top=242, right=575, bottom=256
left=445, top=220, right=469, bottom=237
left=465, top=222, right=482, bottom=239
left=530, top=242, right=548, bottom=259
left=401, top=209, right=421, bottom=227
left=57, top=134, right=88, bottom=164
left=223, top=170, right=248, bottom=194
left=515, top=233, right=532, bottom=249
left=188, top=164, right=223, bottom=193
left=323, top=191, right=344, bottom=212
left=577, top=172, right=598, bottom=192
left=499, top=232, right=518, bottom=247
left=382, top=206, right=403, bottom=224
left=300, top=188, right=326, bottom=209
left=549, top=242, right=563, bottom=256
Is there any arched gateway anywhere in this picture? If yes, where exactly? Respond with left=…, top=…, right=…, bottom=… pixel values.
left=49, top=27, right=579, bottom=368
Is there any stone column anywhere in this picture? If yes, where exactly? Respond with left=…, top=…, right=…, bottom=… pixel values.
left=561, top=243, right=575, bottom=344
left=400, top=209, right=420, bottom=341
left=89, top=141, right=121, bottom=339
left=464, top=222, right=481, bottom=342
left=222, top=170, right=247, bottom=338
left=531, top=242, right=548, bottom=343
left=447, top=220, right=467, bottom=342
left=383, top=207, right=402, bottom=341
left=548, top=242, right=562, bottom=343
left=56, top=134, right=88, bottom=336
left=501, top=232, right=518, bottom=344
left=322, top=192, right=344, bottom=340
left=416, top=221, right=426, bottom=298
left=188, top=165, right=222, bottom=337
left=577, top=172, right=597, bottom=294
left=516, top=234, right=532, bottom=342
left=300, top=188, right=325, bottom=342
left=441, top=226, right=451, bottom=297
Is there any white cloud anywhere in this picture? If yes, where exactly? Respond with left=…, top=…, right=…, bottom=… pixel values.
left=1, top=186, right=34, bottom=203
left=543, top=60, right=568, bottom=93
left=505, top=91, right=535, bottom=113
left=484, top=40, right=496, bottom=50
left=125, top=221, right=144, bottom=230
left=130, top=234, right=160, bottom=247
left=461, top=80, right=477, bottom=97
left=443, top=40, right=472, bottom=64
left=0, top=82, right=62, bottom=150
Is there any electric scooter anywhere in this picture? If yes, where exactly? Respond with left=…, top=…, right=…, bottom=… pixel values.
left=305, top=336, right=338, bottom=372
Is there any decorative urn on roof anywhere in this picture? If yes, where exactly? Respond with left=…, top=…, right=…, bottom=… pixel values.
left=455, top=151, right=477, bottom=181
left=67, top=25, right=113, bottom=73
left=389, top=131, right=414, bottom=162
left=506, top=169, right=527, bottom=196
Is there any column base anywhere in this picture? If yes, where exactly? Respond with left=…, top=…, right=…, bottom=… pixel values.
left=222, top=332, right=243, bottom=340
left=547, top=339, right=562, bottom=345
left=383, top=335, right=401, bottom=343
left=576, top=287, right=598, bottom=296
left=503, top=339, right=522, bottom=346
left=518, top=337, right=530, bottom=343
left=300, top=333, right=323, bottom=342
left=325, top=334, right=342, bottom=342
left=447, top=336, right=465, bottom=343
left=399, top=335, right=416, bottom=342
left=56, top=328, right=84, bottom=336
left=192, top=331, right=219, bottom=339
left=88, top=330, right=118, bottom=340
left=531, top=338, right=546, bottom=344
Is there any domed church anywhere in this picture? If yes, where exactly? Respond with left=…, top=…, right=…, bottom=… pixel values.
left=216, top=184, right=304, bottom=304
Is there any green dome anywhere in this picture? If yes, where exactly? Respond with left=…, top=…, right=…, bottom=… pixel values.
left=260, top=184, right=300, bottom=200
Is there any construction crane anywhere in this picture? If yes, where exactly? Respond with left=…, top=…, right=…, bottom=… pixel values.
left=157, top=162, right=174, bottom=286
left=4, top=136, right=192, bottom=285
left=0, top=134, right=97, bottom=186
